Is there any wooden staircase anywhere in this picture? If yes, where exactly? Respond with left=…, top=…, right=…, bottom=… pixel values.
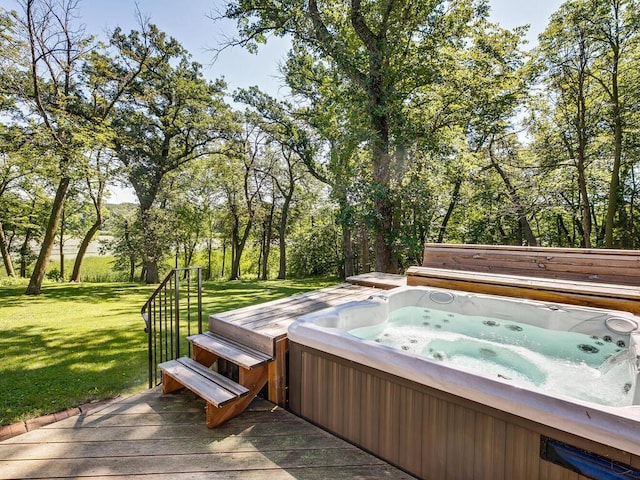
left=159, top=331, right=273, bottom=428
left=146, top=270, right=400, bottom=429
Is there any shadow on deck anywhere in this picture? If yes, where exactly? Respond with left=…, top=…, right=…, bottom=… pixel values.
left=0, top=388, right=414, bottom=479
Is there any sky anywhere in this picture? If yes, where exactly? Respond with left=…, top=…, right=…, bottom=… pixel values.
left=6, top=0, right=565, bottom=202
left=72, top=0, right=565, bottom=101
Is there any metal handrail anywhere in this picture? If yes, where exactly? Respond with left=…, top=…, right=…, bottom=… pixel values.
left=141, top=267, right=203, bottom=388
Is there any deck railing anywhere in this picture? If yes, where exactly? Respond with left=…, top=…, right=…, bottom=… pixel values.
left=141, top=267, right=203, bottom=388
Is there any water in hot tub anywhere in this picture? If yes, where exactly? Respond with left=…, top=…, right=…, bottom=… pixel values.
left=349, top=306, right=637, bottom=407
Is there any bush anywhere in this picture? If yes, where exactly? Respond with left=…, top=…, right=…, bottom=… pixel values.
left=45, top=268, right=61, bottom=281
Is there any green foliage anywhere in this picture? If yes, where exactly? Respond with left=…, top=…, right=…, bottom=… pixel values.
left=289, top=211, right=342, bottom=277
left=46, top=256, right=130, bottom=283
left=109, top=23, right=238, bottom=282
left=6, top=0, right=640, bottom=291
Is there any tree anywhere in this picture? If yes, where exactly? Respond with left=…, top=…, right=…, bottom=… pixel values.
left=9, top=0, right=92, bottom=293
left=235, top=87, right=313, bottom=279
left=0, top=127, right=44, bottom=276
left=225, top=0, right=485, bottom=273
left=584, top=0, right=640, bottom=247
left=282, top=48, right=370, bottom=276
left=101, top=204, right=142, bottom=282
left=70, top=148, right=112, bottom=282
left=218, top=117, right=271, bottom=280
left=8, top=0, right=147, bottom=294
left=537, top=2, right=603, bottom=248
left=112, top=23, right=236, bottom=283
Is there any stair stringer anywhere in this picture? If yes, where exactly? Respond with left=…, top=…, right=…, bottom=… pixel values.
left=205, top=363, right=269, bottom=428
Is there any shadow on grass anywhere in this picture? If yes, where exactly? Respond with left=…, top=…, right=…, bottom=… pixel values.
left=0, top=283, right=155, bottom=308
left=0, top=323, right=148, bottom=426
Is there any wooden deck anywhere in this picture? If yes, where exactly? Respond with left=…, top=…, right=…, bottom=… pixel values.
left=209, top=282, right=386, bottom=354
left=346, top=272, right=407, bottom=290
left=0, top=389, right=414, bottom=480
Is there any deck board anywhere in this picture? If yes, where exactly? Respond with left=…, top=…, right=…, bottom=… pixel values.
left=0, top=389, right=413, bottom=480
left=346, top=272, right=407, bottom=289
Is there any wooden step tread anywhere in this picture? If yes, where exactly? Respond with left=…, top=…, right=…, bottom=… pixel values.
left=187, top=332, right=273, bottom=369
left=159, top=357, right=249, bottom=407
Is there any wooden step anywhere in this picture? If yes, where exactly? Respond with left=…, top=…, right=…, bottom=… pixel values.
left=159, top=357, right=249, bottom=407
left=187, top=332, right=273, bottom=369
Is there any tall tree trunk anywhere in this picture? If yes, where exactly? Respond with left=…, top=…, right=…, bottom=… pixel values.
left=120, top=219, right=136, bottom=282
left=71, top=217, right=102, bottom=282
left=72, top=166, right=107, bottom=282
left=437, top=178, right=463, bottom=243
left=230, top=215, right=252, bottom=280
left=0, top=221, right=15, bottom=277
left=604, top=62, right=622, bottom=248
left=371, top=108, right=395, bottom=273
left=263, top=202, right=275, bottom=280
left=277, top=195, right=292, bottom=280
left=361, top=224, right=370, bottom=273
left=489, top=149, right=537, bottom=246
left=26, top=176, right=69, bottom=295
left=557, top=214, right=574, bottom=247
left=577, top=162, right=591, bottom=248
left=577, top=64, right=592, bottom=248
left=206, top=238, right=213, bottom=280
left=230, top=221, right=241, bottom=280
left=221, top=237, right=227, bottom=278
left=257, top=228, right=264, bottom=279
left=59, top=209, right=65, bottom=280
left=138, top=205, right=161, bottom=284
left=630, top=167, right=637, bottom=248
left=343, top=226, right=354, bottom=278
left=19, top=231, right=31, bottom=278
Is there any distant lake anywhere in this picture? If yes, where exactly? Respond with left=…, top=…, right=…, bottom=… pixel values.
left=48, top=235, right=113, bottom=260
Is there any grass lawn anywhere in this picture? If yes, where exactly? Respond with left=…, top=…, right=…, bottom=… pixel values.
left=0, top=276, right=338, bottom=426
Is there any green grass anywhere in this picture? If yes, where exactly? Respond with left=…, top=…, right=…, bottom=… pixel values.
left=0, top=276, right=338, bottom=426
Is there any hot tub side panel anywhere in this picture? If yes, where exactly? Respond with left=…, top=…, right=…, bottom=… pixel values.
left=289, top=342, right=640, bottom=480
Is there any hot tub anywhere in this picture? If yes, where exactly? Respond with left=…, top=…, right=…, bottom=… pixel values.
left=288, top=286, right=640, bottom=479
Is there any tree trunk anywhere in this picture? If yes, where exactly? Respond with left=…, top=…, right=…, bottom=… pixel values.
left=257, top=228, right=264, bottom=279
left=221, top=237, right=226, bottom=278
left=277, top=195, right=292, bottom=280
left=19, top=232, right=31, bottom=278
left=343, top=226, right=353, bottom=278
left=361, top=224, right=370, bottom=273
left=138, top=206, right=161, bottom=284
left=557, top=214, right=573, bottom=247
left=0, top=221, right=15, bottom=277
left=371, top=110, right=396, bottom=273
left=206, top=239, right=213, bottom=280
left=71, top=217, right=102, bottom=282
left=489, top=150, right=537, bottom=247
left=604, top=58, right=622, bottom=248
left=120, top=219, right=136, bottom=282
left=26, top=176, right=70, bottom=295
left=629, top=167, right=637, bottom=248
left=437, top=178, right=462, bottom=243
left=577, top=162, right=591, bottom=248
left=145, top=261, right=159, bottom=285
left=59, top=212, right=65, bottom=281
left=230, top=221, right=241, bottom=280
left=230, top=215, right=252, bottom=281
left=263, top=201, right=275, bottom=280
